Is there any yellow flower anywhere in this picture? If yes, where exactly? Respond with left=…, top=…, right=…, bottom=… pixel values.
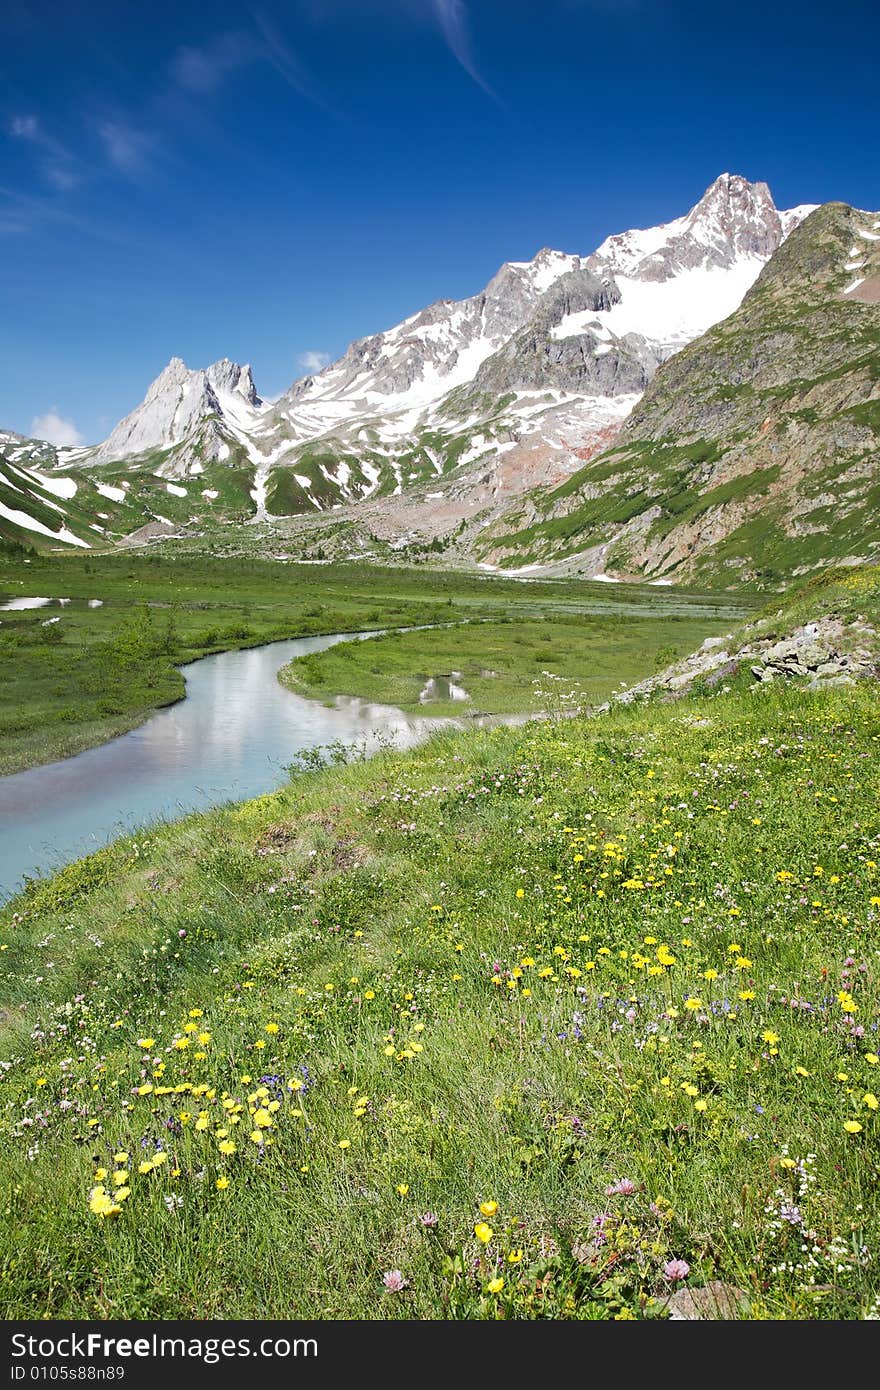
left=216, top=1176, right=230, bottom=1190
left=516, top=888, right=525, bottom=899
left=338, top=1139, right=351, bottom=1150
left=152, top=1151, right=168, bottom=1166
left=250, top=1130, right=265, bottom=1144
left=795, top=1067, right=810, bottom=1078
left=844, top=1121, right=863, bottom=1134
left=474, top=1223, right=493, bottom=1244
left=113, top=1152, right=129, bottom=1164
left=487, top=1277, right=504, bottom=1294
left=218, top=1140, right=236, bottom=1155
left=702, top=969, right=718, bottom=982
left=761, top=1030, right=780, bottom=1046
left=397, top=1184, right=409, bottom=1196
left=137, top=1038, right=155, bottom=1049
left=253, top=1108, right=273, bottom=1128
left=111, top=1170, right=129, bottom=1186
left=684, top=998, right=702, bottom=1012
left=265, top=1023, right=279, bottom=1034
left=682, top=1084, right=699, bottom=1098
left=507, top=1250, right=523, bottom=1264
left=863, top=1094, right=879, bottom=1110
left=694, top=1099, right=708, bottom=1112
left=478, top=1200, right=499, bottom=1217
left=739, top=990, right=755, bottom=1001
left=138, top=1160, right=154, bottom=1174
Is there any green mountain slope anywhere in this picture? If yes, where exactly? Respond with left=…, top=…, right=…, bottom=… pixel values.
left=480, top=202, right=880, bottom=586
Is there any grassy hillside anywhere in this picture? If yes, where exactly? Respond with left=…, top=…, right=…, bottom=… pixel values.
left=1, top=670, right=878, bottom=1319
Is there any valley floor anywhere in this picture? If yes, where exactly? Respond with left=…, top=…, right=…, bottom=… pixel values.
left=0, top=551, right=750, bottom=775
left=1, top=670, right=879, bottom=1319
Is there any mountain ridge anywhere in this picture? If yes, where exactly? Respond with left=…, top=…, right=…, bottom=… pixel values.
left=1, top=175, right=822, bottom=559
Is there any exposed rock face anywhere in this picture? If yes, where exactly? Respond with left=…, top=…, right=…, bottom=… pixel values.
left=608, top=614, right=878, bottom=708
left=590, top=174, right=793, bottom=283
left=482, top=199, right=880, bottom=584
left=91, top=358, right=265, bottom=465
left=24, top=173, right=816, bottom=542
left=272, top=175, right=806, bottom=431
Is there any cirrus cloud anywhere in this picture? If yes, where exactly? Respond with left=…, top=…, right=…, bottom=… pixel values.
left=431, top=0, right=497, bottom=100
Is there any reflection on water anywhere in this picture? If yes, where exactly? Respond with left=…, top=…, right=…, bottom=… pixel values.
left=419, top=674, right=470, bottom=703
left=0, top=632, right=446, bottom=900
left=0, top=596, right=104, bottom=611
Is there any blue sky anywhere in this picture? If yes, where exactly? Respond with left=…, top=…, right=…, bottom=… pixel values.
left=2, top=0, right=878, bottom=445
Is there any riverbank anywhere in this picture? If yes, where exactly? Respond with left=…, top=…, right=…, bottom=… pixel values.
left=1, top=663, right=878, bottom=1318
left=0, top=551, right=756, bottom=775
left=279, top=612, right=734, bottom=716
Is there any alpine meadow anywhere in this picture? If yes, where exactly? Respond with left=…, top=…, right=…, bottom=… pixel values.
left=2, top=0, right=880, bottom=1332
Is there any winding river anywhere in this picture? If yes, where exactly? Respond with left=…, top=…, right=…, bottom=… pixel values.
left=0, top=631, right=448, bottom=901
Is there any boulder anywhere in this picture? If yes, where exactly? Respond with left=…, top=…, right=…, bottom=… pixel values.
left=667, top=1280, right=749, bottom=1320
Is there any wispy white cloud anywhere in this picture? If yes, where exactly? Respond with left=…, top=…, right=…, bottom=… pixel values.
left=168, top=20, right=327, bottom=110
left=9, top=114, right=81, bottom=191
left=170, top=32, right=257, bottom=93
left=11, top=115, right=40, bottom=141
left=98, top=122, right=153, bottom=175
left=297, top=350, right=331, bottom=373
left=431, top=0, right=497, bottom=100
left=31, top=409, right=84, bottom=447
left=253, top=11, right=329, bottom=108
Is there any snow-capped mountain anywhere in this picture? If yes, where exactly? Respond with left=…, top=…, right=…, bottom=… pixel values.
left=267, top=174, right=813, bottom=440
left=3, top=174, right=818, bottom=550
left=92, top=357, right=269, bottom=471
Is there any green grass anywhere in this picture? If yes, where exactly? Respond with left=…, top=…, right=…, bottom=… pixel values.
left=279, top=613, right=733, bottom=716
left=1, top=669, right=879, bottom=1319
left=0, top=552, right=755, bottom=775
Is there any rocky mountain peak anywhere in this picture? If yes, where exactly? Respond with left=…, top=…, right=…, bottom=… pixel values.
left=588, top=173, right=809, bottom=285
left=682, top=172, right=781, bottom=260
left=91, top=356, right=264, bottom=465
left=205, top=358, right=261, bottom=405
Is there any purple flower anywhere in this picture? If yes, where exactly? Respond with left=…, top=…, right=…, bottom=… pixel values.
left=420, top=1211, right=439, bottom=1227
left=663, top=1258, right=690, bottom=1282
left=382, top=1270, right=407, bottom=1291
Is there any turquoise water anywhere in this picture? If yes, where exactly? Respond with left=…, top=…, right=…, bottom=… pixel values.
left=0, top=632, right=439, bottom=901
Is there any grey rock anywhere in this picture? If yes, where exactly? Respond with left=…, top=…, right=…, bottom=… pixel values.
left=704, top=660, right=739, bottom=688
left=92, top=357, right=265, bottom=466
left=806, top=673, right=855, bottom=691
left=666, top=1280, right=749, bottom=1320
